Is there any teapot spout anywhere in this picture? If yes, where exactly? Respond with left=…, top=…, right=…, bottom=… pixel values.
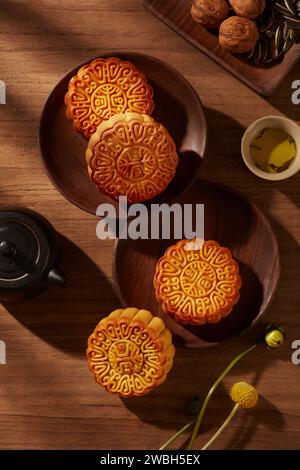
left=48, top=267, right=68, bottom=286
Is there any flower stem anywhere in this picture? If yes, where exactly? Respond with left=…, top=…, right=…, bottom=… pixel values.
left=201, top=403, right=240, bottom=450
left=187, top=343, right=257, bottom=450
left=159, top=419, right=195, bottom=450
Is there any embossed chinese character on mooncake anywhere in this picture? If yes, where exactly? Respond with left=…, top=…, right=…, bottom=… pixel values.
left=65, top=57, right=154, bottom=139
left=154, top=240, right=242, bottom=326
left=87, top=308, right=175, bottom=397
left=85, top=112, right=179, bottom=203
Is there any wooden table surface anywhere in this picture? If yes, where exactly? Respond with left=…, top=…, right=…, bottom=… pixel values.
left=0, top=0, right=299, bottom=451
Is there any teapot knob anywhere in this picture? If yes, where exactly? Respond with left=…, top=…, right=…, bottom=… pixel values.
left=0, top=240, right=16, bottom=257
left=48, top=267, right=67, bottom=287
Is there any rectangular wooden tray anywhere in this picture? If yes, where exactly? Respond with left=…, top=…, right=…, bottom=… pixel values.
left=142, top=0, right=300, bottom=96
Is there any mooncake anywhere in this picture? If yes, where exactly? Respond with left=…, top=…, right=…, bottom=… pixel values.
left=87, top=307, right=175, bottom=397
left=65, top=57, right=154, bottom=139
left=85, top=112, right=179, bottom=203
left=154, top=240, right=242, bottom=325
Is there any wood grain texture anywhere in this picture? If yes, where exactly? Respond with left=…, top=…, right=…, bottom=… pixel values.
left=143, top=0, right=300, bottom=96
left=0, top=0, right=299, bottom=451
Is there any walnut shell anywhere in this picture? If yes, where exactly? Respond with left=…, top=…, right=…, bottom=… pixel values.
left=219, top=16, right=259, bottom=54
left=229, top=0, right=266, bottom=20
left=191, top=0, right=230, bottom=29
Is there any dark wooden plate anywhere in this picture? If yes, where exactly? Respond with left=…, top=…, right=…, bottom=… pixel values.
left=142, top=0, right=300, bottom=96
left=113, top=181, right=281, bottom=347
left=39, top=52, right=207, bottom=215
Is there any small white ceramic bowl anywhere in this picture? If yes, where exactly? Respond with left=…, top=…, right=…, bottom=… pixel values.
left=241, top=116, right=300, bottom=181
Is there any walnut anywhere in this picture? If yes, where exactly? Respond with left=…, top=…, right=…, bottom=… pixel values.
left=219, top=16, right=259, bottom=54
left=229, top=0, right=266, bottom=20
left=191, top=0, right=230, bottom=30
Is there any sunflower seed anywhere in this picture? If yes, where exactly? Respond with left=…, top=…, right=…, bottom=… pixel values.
left=283, top=37, right=294, bottom=52
left=275, top=25, right=284, bottom=49
left=285, top=19, right=300, bottom=29
left=289, top=27, right=300, bottom=40
left=243, top=0, right=300, bottom=67
left=284, top=0, right=297, bottom=16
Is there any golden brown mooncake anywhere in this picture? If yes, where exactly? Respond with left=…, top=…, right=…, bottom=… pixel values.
left=65, top=57, right=154, bottom=139
left=85, top=112, right=179, bottom=203
left=86, top=307, right=175, bottom=397
left=154, top=240, right=242, bottom=326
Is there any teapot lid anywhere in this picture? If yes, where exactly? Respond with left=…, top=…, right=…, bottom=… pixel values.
left=0, top=209, right=51, bottom=289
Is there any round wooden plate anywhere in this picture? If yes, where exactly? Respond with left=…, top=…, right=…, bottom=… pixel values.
left=39, top=52, right=207, bottom=215
left=113, top=181, right=281, bottom=347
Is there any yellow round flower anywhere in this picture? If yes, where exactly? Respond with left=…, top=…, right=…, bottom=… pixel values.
left=265, top=329, right=285, bottom=349
left=230, top=382, right=258, bottom=409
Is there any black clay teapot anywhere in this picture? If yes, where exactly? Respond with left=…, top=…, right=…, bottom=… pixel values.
left=0, top=208, right=67, bottom=302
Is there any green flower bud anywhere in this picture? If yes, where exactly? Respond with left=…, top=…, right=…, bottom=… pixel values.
left=185, top=395, right=202, bottom=416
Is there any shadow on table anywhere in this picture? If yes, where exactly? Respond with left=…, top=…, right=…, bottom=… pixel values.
left=266, top=61, right=300, bottom=121
left=122, top=107, right=298, bottom=447
left=224, top=396, right=285, bottom=450
left=176, top=394, right=285, bottom=450
left=204, top=105, right=300, bottom=213
left=122, top=216, right=297, bottom=448
left=261, top=68, right=300, bottom=211
left=122, top=211, right=297, bottom=444
left=122, top=328, right=287, bottom=447
left=2, top=104, right=296, bottom=447
left=3, top=234, right=120, bottom=357
left=200, top=107, right=245, bottom=186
